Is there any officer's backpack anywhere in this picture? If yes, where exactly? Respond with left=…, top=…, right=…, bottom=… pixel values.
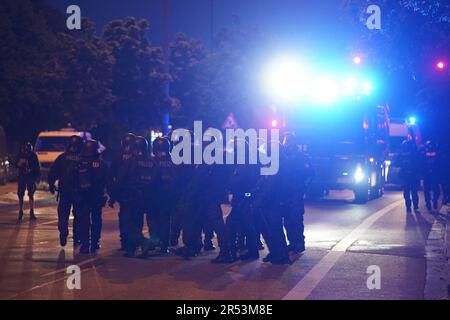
left=78, top=160, right=94, bottom=191
left=61, top=155, right=79, bottom=188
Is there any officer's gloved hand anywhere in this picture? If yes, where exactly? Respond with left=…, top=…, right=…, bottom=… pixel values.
left=49, top=185, right=55, bottom=195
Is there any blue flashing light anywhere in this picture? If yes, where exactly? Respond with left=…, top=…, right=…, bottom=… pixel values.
left=407, top=117, right=417, bottom=125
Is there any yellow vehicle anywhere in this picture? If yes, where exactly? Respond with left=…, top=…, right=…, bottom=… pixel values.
left=34, top=128, right=92, bottom=179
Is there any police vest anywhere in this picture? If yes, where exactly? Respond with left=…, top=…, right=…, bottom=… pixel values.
left=135, top=157, right=155, bottom=186
left=78, top=160, right=102, bottom=191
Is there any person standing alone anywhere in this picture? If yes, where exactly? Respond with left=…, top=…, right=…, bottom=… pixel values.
left=15, top=142, right=40, bottom=223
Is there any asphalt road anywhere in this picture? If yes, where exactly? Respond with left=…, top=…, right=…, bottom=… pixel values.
left=0, top=183, right=446, bottom=300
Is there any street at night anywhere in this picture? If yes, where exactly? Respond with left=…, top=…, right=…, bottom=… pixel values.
left=0, top=183, right=447, bottom=300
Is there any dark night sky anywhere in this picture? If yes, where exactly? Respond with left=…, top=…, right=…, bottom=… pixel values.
left=47, top=0, right=358, bottom=52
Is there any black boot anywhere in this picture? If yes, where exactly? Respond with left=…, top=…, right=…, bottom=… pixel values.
left=29, top=210, right=37, bottom=221
left=203, top=240, right=216, bottom=251
left=270, top=255, right=293, bottom=265
left=59, top=235, right=67, bottom=247
left=262, top=253, right=273, bottom=263
left=174, top=246, right=198, bottom=258
left=288, top=243, right=305, bottom=254
left=79, top=245, right=90, bottom=254
left=140, top=239, right=156, bottom=258
left=90, top=242, right=100, bottom=253
left=240, top=251, right=259, bottom=260
left=211, top=252, right=237, bottom=264
left=17, top=210, right=24, bottom=223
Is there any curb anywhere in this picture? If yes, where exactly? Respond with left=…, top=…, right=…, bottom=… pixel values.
left=424, top=206, right=450, bottom=300
left=424, top=205, right=450, bottom=299
left=441, top=205, right=450, bottom=298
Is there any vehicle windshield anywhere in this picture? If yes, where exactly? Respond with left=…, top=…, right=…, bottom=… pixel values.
left=291, top=103, right=367, bottom=156
left=35, top=136, right=70, bottom=152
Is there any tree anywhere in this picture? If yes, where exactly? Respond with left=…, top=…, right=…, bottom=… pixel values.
left=0, top=0, right=66, bottom=144
left=169, top=27, right=271, bottom=129
left=344, top=0, right=450, bottom=139
left=56, top=18, right=115, bottom=133
left=102, top=16, right=171, bottom=134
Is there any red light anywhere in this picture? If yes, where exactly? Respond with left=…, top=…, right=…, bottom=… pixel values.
left=437, top=61, right=445, bottom=70
left=271, top=119, right=278, bottom=127
left=353, top=56, right=362, bottom=64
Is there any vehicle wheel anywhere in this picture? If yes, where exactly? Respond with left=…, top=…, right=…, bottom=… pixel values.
left=354, top=188, right=369, bottom=203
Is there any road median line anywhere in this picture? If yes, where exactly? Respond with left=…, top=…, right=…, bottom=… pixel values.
left=283, top=199, right=403, bottom=300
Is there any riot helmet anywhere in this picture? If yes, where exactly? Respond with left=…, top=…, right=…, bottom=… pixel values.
left=80, top=139, right=99, bottom=158
left=121, top=133, right=136, bottom=154
left=67, top=135, right=84, bottom=154
left=134, top=136, right=149, bottom=156
left=152, top=136, right=171, bottom=155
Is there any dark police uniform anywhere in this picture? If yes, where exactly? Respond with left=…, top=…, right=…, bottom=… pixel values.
left=398, top=140, right=421, bottom=211
left=228, top=163, right=261, bottom=260
left=278, top=144, right=312, bottom=253
left=75, top=141, right=108, bottom=253
left=109, top=150, right=135, bottom=249
left=254, top=174, right=291, bottom=264
left=48, top=151, right=82, bottom=246
left=118, top=138, right=156, bottom=257
left=176, top=164, right=210, bottom=257
left=421, top=142, right=440, bottom=210
left=151, top=138, right=176, bottom=253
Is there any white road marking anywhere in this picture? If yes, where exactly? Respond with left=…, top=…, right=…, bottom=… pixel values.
left=283, top=199, right=403, bottom=300
left=6, top=265, right=95, bottom=300
left=40, top=256, right=99, bottom=277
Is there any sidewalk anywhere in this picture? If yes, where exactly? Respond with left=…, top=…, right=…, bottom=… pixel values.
left=439, top=204, right=450, bottom=299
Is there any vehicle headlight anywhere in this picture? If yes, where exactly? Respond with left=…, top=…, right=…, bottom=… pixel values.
left=4, top=160, right=9, bottom=166
left=354, top=166, right=365, bottom=183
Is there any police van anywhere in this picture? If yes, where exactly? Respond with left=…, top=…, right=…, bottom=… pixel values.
left=34, top=128, right=92, bottom=180
left=285, top=101, right=390, bottom=203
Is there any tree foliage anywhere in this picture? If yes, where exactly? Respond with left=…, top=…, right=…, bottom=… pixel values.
left=344, top=0, right=450, bottom=138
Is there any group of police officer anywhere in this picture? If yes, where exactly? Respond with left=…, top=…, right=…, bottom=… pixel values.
left=398, top=139, right=450, bottom=212
left=39, top=132, right=311, bottom=264
left=15, top=131, right=450, bottom=265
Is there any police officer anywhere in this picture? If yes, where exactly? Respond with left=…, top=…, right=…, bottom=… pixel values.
left=279, top=133, right=312, bottom=254
left=421, top=141, right=440, bottom=211
left=151, top=137, right=176, bottom=254
left=15, top=142, right=40, bottom=223
left=176, top=163, right=211, bottom=258
left=76, top=140, right=108, bottom=254
left=207, top=161, right=236, bottom=263
left=48, top=135, right=84, bottom=246
left=228, top=161, right=261, bottom=260
left=255, top=173, right=291, bottom=265
left=252, top=138, right=292, bottom=265
left=108, top=133, right=136, bottom=250
left=121, top=136, right=156, bottom=257
left=398, top=140, right=421, bottom=212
